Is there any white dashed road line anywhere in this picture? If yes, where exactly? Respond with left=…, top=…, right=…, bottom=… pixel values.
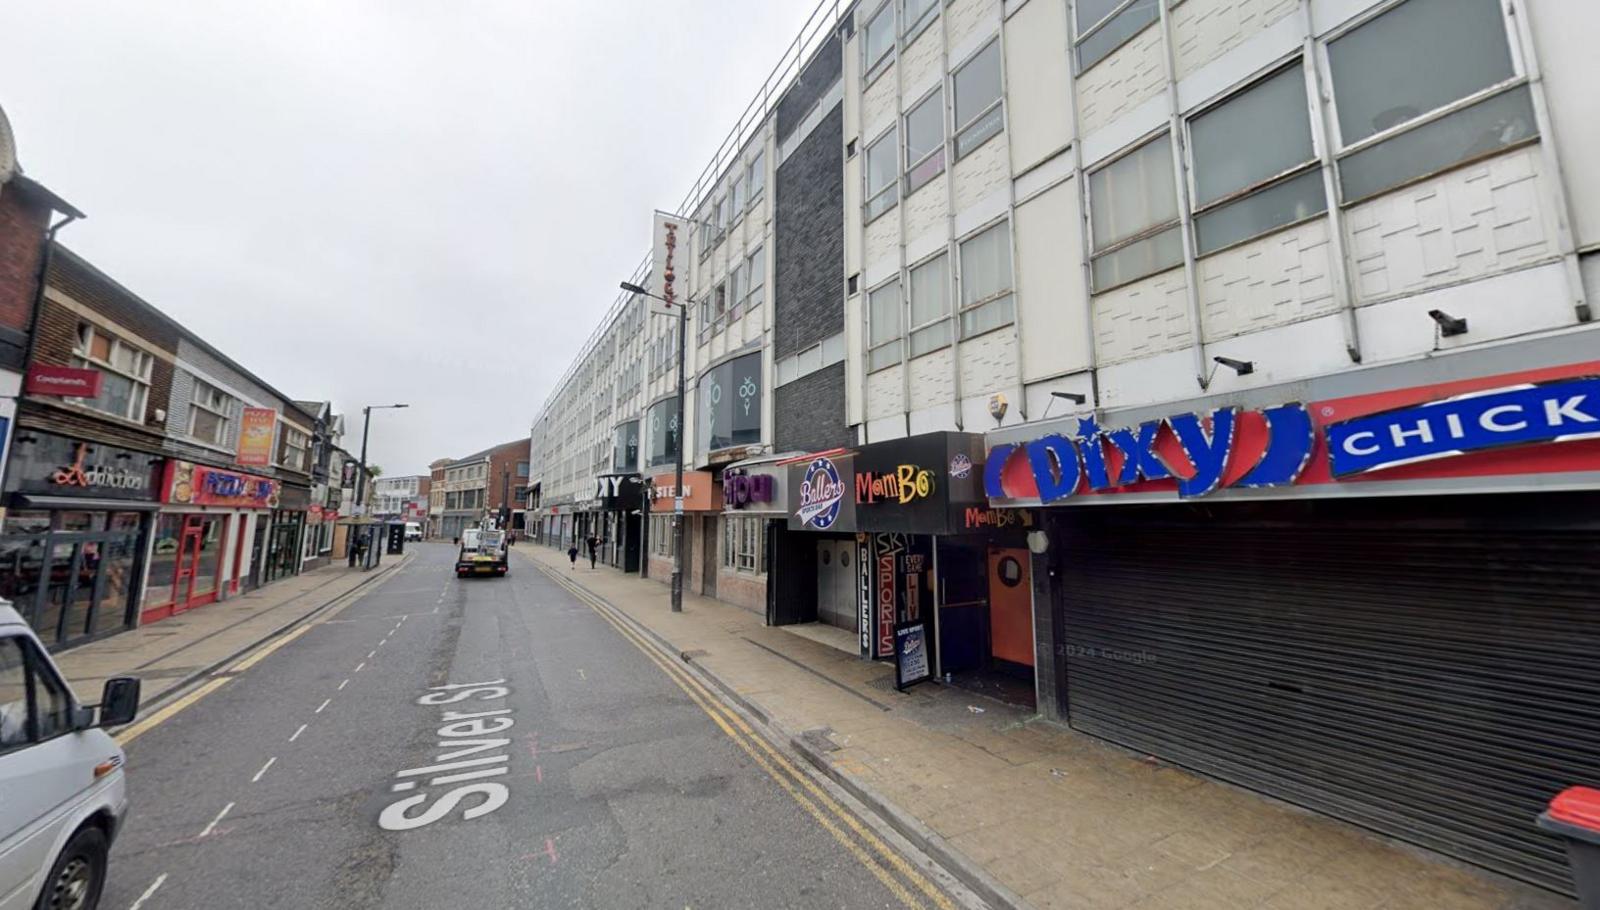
left=128, top=873, right=168, bottom=910
left=355, top=662, right=366, bottom=673
left=338, top=679, right=350, bottom=690
left=315, top=698, right=332, bottom=714
left=290, top=724, right=307, bottom=742
left=251, top=757, right=277, bottom=783
left=200, top=802, right=234, bottom=838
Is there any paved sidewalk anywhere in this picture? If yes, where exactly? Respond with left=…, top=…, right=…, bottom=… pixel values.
left=55, top=552, right=411, bottom=709
left=518, top=546, right=1572, bottom=910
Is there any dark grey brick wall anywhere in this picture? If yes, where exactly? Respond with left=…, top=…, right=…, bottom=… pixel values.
left=775, top=104, right=843, bottom=360
left=775, top=362, right=850, bottom=454
left=777, top=32, right=843, bottom=142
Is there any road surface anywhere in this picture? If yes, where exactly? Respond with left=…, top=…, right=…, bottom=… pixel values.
left=98, top=543, right=961, bottom=910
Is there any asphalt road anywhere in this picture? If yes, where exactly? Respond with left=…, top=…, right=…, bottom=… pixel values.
left=98, top=543, right=957, bottom=910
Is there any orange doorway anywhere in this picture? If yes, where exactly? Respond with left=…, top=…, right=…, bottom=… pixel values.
left=987, top=547, right=1034, bottom=667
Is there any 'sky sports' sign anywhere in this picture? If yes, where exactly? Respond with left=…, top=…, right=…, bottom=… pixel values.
left=987, top=364, right=1600, bottom=504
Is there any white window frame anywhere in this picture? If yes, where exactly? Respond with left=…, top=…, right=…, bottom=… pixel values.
left=1320, top=0, right=1534, bottom=205
left=746, top=151, right=765, bottom=208
left=278, top=425, right=310, bottom=472
left=867, top=278, right=903, bottom=373
left=187, top=378, right=238, bottom=449
left=1183, top=62, right=1326, bottom=256
left=957, top=221, right=1016, bottom=339
left=742, top=246, right=765, bottom=313
left=728, top=264, right=745, bottom=324
left=903, top=0, right=940, bottom=42
left=865, top=125, right=900, bottom=223
left=952, top=39, right=1004, bottom=160
left=1086, top=132, right=1183, bottom=292
left=1073, top=0, right=1162, bottom=74
left=906, top=252, right=952, bottom=358
left=731, top=173, right=747, bottom=219
left=862, top=1, right=896, bottom=83
left=70, top=324, right=153, bottom=423
left=904, top=86, right=946, bottom=194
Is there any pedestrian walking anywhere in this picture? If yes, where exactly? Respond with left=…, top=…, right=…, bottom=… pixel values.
left=567, top=542, right=579, bottom=569
left=586, top=534, right=602, bottom=569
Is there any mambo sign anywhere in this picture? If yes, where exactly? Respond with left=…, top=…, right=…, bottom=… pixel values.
left=856, top=464, right=935, bottom=505
left=988, top=372, right=1600, bottom=503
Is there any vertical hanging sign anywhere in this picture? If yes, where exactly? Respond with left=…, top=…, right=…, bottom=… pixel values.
left=650, top=212, right=688, bottom=319
left=237, top=407, right=277, bottom=466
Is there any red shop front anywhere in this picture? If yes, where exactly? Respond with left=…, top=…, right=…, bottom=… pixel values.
left=143, top=460, right=279, bottom=623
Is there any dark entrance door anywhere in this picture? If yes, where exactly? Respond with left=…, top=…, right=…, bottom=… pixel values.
left=248, top=521, right=266, bottom=590
left=700, top=516, right=717, bottom=598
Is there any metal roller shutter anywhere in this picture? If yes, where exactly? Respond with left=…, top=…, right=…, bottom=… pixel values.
left=1055, top=496, right=1600, bottom=896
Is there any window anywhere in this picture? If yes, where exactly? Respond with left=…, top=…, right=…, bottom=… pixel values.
left=904, top=0, right=938, bottom=38
left=278, top=425, right=309, bottom=472
left=716, top=196, right=730, bottom=236
left=953, top=40, right=1003, bottom=158
left=1088, top=134, right=1181, bottom=290
left=1075, top=0, right=1159, bottom=72
left=0, top=637, right=70, bottom=751
left=651, top=515, right=676, bottom=557
left=71, top=324, right=153, bottom=422
left=517, top=461, right=530, bottom=477
left=863, top=2, right=895, bottom=78
left=721, top=516, right=765, bottom=574
left=905, top=88, right=945, bottom=193
left=742, top=246, right=766, bottom=312
left=732, top=173, right=747, bottom=215
left=1189, top=65, right=1325, bottom=254
left=1327, top=0, right=1532, bottom=202
left=908, top=253, right=951, bottom=357
left=747, top=152, right=765, bottom=206
left=867, top=280, right=903, bottom=372
left=865, top=127, right=899, bottom=222
left=188, top=378, right=237, bottom=448
left=729, top=264, right=745, bottom=323
left=958, top=222, right=1015, bottom=337
left=713, top=282, right=728, bottom=323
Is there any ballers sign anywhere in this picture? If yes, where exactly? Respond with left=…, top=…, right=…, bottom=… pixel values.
left=795, top=456, right=845, bottom=529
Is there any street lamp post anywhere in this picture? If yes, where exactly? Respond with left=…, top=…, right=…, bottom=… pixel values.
left=621, top=280, right=687, bottom=612
left=352, top=403, right=409, bottom=559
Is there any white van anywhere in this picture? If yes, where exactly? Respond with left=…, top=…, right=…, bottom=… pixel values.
left=404, top=522, right=422, bottom=542
left=0, top=603, right=139, bottom=910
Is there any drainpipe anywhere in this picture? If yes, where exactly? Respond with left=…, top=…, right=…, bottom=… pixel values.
left=23, top=211, right=81, bottom=372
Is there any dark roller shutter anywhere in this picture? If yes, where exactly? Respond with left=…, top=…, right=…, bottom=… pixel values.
left=1055, top=494, right=1600, bottom=896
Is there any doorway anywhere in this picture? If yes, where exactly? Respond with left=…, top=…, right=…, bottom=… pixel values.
left=816, top=539, right=855, bottom=632
left=701, top=516, right=718, bottom=598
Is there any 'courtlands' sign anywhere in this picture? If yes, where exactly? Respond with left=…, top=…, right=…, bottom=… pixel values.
left=987, top=364, right=1600, bottom=505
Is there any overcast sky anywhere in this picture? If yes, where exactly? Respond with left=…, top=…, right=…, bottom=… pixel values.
left=1, top=1, right=818, bottom=476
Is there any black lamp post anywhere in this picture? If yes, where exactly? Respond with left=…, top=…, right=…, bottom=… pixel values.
left=621, top=280, right=687, bottom=613
left=352, top=404, right=408, bottom=558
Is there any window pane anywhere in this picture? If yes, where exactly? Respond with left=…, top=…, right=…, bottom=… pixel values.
left=1328, top=0, right=1513, bottom=146
left=1191, top=67, right=1314, bottom=206
left=748, top=247, right=765, bottom=291
left=1091, top=224, right=1183, bottom=289
left=869, top=341, right=903, bottom=372
left=0, top=639, right=29, bottom=747
left=1076, top=0, right=1125, bottom=31
left=869, top=281, right=902, bottom=345
left=866, top=128, right=898, bottom=197
left=748, top=152, right=765, bottom=200
left=906, top=90, right=943, bottom=167
left=732, top=175, right=746, bottom=212
left=960, top=295, right=1014, bottom=338
left=192, top=407, right=225, bottom=445
left=1077, top=0, right=1158, bottom=72
left=89, top=332, right=111, bottom=362
left=1338, top=85, right=1536, bottom=202
left=1089, top=135, right=1178, bottom=250
left=904, top=0, right=937, bottom=33
left=30, top=650, right=71, bottom=739
left=959, top=223, right=1013, bottom=307
left=1195, top=168, right=1326, bottom=254
left=92, top=371, right=136, bottom=418
left=954, top=42, right=1001, bottom=131
left=910, top=322, right=952, bottom=357
left=864, top=2, right=895, bottom=71
left=909, top=254, right=949, bottom=326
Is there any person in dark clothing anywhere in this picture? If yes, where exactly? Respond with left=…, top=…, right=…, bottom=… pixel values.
left=567, top=543, right=579, bottom=569
left=586, top=534, right=603, bottom=569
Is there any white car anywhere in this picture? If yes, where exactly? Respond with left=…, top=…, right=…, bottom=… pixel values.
left=0, top=603, right=139, bottom=910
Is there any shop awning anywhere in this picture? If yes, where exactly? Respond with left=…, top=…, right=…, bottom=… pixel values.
left=16, top=495, right=162, bottom=511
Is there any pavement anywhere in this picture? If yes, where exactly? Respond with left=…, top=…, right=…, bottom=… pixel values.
left=517, top=544, right=1577, bottom=910
left=92, top=542, right=971, bottom=909
left=56, top=552, right=412, bottom=710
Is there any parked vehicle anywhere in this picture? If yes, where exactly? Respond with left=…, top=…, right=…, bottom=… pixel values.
left=0, top=602, right=140, bottom=910
left=455, top=526, right=509, bottom=579
left=404, top=522, right=422, bottom=542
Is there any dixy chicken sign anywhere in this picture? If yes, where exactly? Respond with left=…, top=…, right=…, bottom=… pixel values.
left=986, top=363, right=1600, bottom=505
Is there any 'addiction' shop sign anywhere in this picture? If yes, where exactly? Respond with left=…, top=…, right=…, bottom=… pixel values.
left=987, top=362, right=1600, bottom=505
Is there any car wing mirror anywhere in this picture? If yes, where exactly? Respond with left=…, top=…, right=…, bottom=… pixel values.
left=97, top=676, right=141, bottom=728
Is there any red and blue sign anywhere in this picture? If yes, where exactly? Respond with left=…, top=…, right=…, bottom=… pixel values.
left=987, top=362, right=1600, bottom=504
left=796, top=457, right=845, bottom=528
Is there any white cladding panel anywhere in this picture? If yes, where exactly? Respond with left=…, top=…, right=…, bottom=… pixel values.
left=1014, top=178, right=1091, bottom=381
left=1197, top=217, right=1338, bottom=343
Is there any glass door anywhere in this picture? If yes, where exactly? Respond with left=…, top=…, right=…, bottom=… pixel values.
left=172, top=516, right=205, bottom=612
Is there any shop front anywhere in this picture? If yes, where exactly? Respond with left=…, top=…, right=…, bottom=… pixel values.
left=643, top=470, right=719, bottom=592
left=983, top=348, right=1600, bottom=896
left=590, top=473, right=642, bottom=572
left=777, top=434, right=1008, bottom=694
left=0, top=430, right=163, bottom=649
left=147, top=459, right=280, bottom=622
left=716, top=456, right=787, bottom=613
left=261, top=485, right=309, bottom=586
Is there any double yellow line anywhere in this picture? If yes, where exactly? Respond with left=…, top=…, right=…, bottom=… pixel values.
left=541, top=568, right=956, bottom=910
